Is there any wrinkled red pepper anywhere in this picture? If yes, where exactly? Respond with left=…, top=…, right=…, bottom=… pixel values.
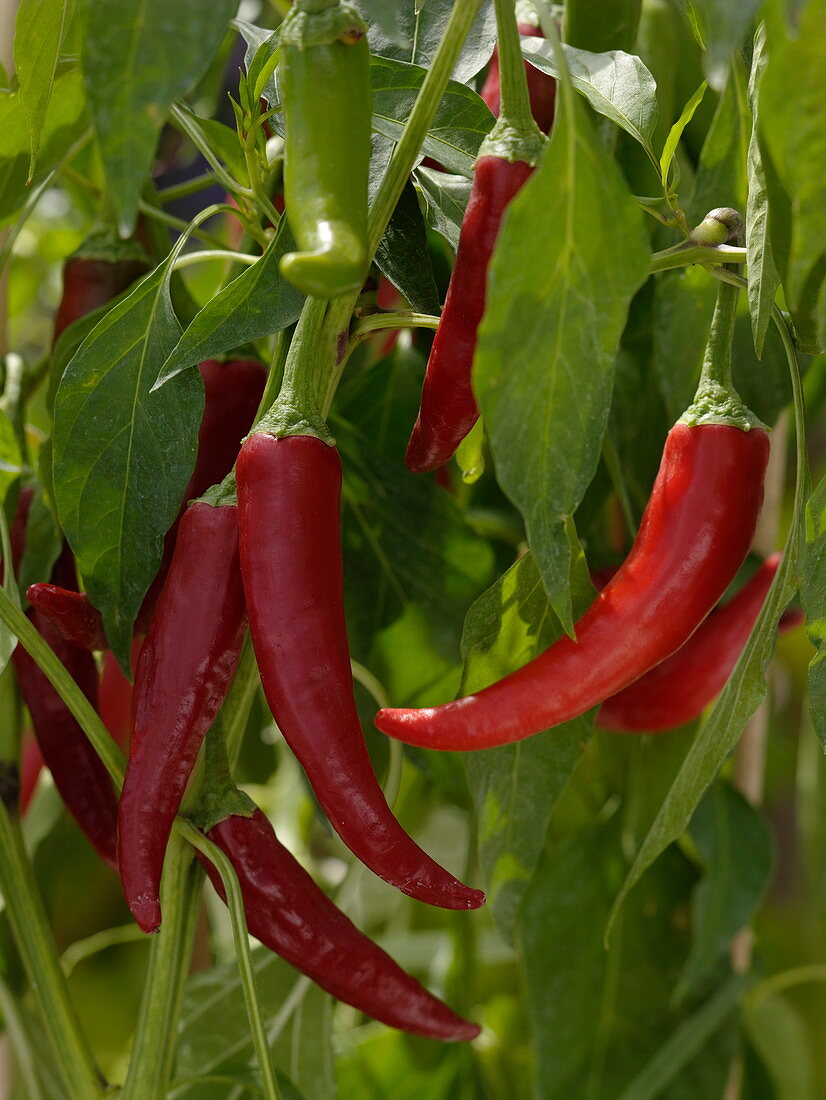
left=377, top=422, right=770, bottom=750
left=480, top=22, right=556, bottom=133
left=597, top=553, right=800, bottom=732
left=405, top=156, right=535, bottom=473
left=118, top=501, right=246, bottom=933
left=200, top=806, right=480, bottom=1041
left=237, top=432, right=484, bottom=909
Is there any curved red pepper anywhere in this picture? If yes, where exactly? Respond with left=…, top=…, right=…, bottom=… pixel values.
left=405, top=156, right=535, bottom=473
left=480, top=23, right=556, bottom=133
left=597, top=553, right=798, bottom=732
left=26, top=584, right=108, bottom=650
left=376, top=423, right=770, bottom=750
left=98, top=641, right=142, bottom=749
left=200, top=808, right=480, bottom=1041
left=118, top=502, right=246, bottom=933
left=237, top=433, right=484, bottom=910
left=13, top=611, right=118, bottom=866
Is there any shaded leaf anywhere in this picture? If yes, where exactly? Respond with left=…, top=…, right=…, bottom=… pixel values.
left=52, top=266, right=203, bottom=665
left=374, top=178, right=440, bottom=315
left=802, top=476, right=826, bottom=745
left=461, top=549, right=593, bottom=941
left=414, top=167, right=472, bottom=251
left=690, top=0, right=763, bottom=90
left=475, top=83, right=649, bottom=630
left=677, top=782, right=773, bottom=1001
left=13, top=0, right=76, bottom=177
left=520, top=39, right=659, bottom=157
left=81, top=0, right=237, bottom=233
left=744, top=995, right=818, bottom=1100
left=687, top=61, right=748, bottom=225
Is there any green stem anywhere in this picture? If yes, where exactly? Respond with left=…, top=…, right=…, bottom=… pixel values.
left=156, top=171, right=222, bottom=202
left=136, top=200, right=231, bottom=251
left=179, top=823, right=281, bottom=1100
left=252, top=329, right=292, bottom=430
left=0, top=803, right=104, bottom=1098
left=0, top=589, right=124, bottom=784
left=649, top=243, right=746, bottom=274
left=482, top=0, right=545, bottom=163
left=259, top=297, right=333, bottom=440
left=172, top=249, right=258, bottom=271
left=747, top=965, right=826, bottom=1007
left=169, top=103, right=253, bottom=201
left=120, top=834, right=203, bottom=1100
left=349, top=310, right=439, bottom=344
left=0, top=976, right=45, bottom=1100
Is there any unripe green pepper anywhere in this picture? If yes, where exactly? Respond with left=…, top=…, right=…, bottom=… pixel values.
left=278, top=0, right=371, bottom=298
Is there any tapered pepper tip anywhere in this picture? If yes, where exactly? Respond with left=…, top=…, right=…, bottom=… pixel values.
left=279, top=241, right=367, bottom=299
left=405, top=427, right=447, bottom=475
left=128, top=893, right=162, bottom=935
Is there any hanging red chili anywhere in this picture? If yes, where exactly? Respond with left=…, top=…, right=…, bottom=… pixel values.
left=118, top=500, right=246, bottom=933
left=597, top=553, right=799, bottom=732
left=377, top=422, right=770, bottom=750
left=200, top=806, right=480, bottom=1041
left=236, top=432, right=484, bottom=909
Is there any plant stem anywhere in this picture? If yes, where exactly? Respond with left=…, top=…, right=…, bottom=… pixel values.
left=0, top=590, right=124, bottom=784
left=156, top=171, right=222, bottom=202
left=0, top=803, right=104, bottom=1099
left=172, top=250, right=258, bottom=271
left=649, top=243, right=746, bottom=273
left=491, top=0, right=537, bottom=130
left=697, top=278, right=739, bottom=392
left=179, top=823, right=282, bottom=1100
left=120, top=834, right=203, bottom=1100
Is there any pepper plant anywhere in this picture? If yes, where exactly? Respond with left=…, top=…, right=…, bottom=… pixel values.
left=0, top=0, right=824, bottom=1097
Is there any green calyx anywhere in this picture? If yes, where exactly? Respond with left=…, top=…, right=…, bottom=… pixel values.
left=679, top=267, right=767, bottom=432
left=72, top=225, right=149, bottom=265
left=190, top=720, right=257, bottom=835
left=279, top=2, right=367, bottom=49
left=252, top=399, right=335, bottom=446
left=679, top=378, right=765, bottom=431
left=479, top=117, right=546, bottom=165
left=198, top=471, right=238, bottom=509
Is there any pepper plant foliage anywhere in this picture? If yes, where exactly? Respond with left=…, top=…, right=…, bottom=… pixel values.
left=0, top=0, right=825, bottom=1096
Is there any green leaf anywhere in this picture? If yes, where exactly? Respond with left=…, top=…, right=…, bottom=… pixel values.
left=520, top=39, right=659, bottom=158
left=81, top=0, right=237, bottom=234
left=362, top=0, right=497, bottom=83
left=652, top=267, right=717, bottom=421
left=761, top=0, right=826, bottom=315
left=743, top=995, right=818, bottom=1099
left=52, top=265, right=204, bottom=666
left=474, top=83, right=649, bottom=631
left=802, top=476, right=826, bottom=746
left=520, top=819, right=735, bottom=1098
left=0, top=411, right=22, bottom=509
left=676, top=783, right=773, bottom=1001
left=746, top=24, right=781, bottom=359
left=660, top=80, right=707, bottom=188
left=687, top=61, right=749, bottom=225
left=13, top=0, right=76, bottom=179
left=16, top=488, right=62, bottom=603
left=156, top=217, right=304, bottom=386
left=0, top=68, right=86, bottom=226
left=461, top=550, right=592, bottom=941
left=414, top=167, right=471, bottom=251
left=617, top=975, right=748, bottom=1100
left=607, top=535, right=802, bottom=940
left=374, top=179, right=440, bottom=316
left=690, top=0, right=763, bottom=91
left=371, top=57, right=494, bottom=177
left=176, top=948, right=333, bottom=1100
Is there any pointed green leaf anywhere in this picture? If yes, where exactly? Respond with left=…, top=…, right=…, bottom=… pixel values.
left=53, top=266, right=203, bottom=665
left=474, top=84, right=649, bottom=630
left=81, top=0, right=237, bottom=233
left=660, top=81, right=707, bottom=187
left=13, top=0, right=76, bottom=178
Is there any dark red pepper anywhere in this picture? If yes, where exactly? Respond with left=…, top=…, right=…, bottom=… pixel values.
left=480, top=23, right=556, bottom=133
left=19, top=734, right=43, bottom=816
left=405, top=156, right=535, bottom=473
left=118, top=501, right=246, bottom=933
left=12, top=611, right=118, bottom=866
left=26, top=584, right=108, bottom=650
left=236, top=432, right=483, bottom=910
left=52, top=235, right=148, bottom=347
left=376, top=422, right=770, bottom=750
left=98, top=641, right=142, bottom=749
left=200, top=807, right=480, bottom=1041
left=597, top=553, right=799, bottom=732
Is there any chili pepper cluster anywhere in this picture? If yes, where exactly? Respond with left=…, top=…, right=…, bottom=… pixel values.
left=12, top=0, right=800, bottom=1050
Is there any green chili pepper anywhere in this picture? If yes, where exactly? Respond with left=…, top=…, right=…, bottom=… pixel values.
left=278, top=0, right=371, bottom=298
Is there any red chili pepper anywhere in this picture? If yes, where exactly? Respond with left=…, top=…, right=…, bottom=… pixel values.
left=118, top=501, right=246, bottom=933
left=13, top=611, right=118, bottom=866
left=98, top=641, right=142, bottom=749
left=597, top=553, right=798, bottom=732
left=405, top=156, right=535, bottom=473
left=200, top=807, right=480, bottom=1041
left=376, top=422, right=770, bottom=750
left=26, top=584, right=108, bottom=650
left=236, top=432, right=484, bottom=910
left=480, top=23, right=556, bottom=133
left=52, top=246, right=148, bottom=346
